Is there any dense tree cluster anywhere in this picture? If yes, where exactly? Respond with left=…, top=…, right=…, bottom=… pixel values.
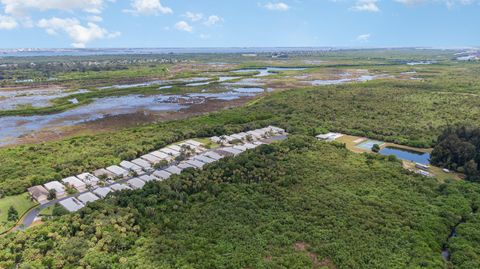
left=431, top=125, right=480, bottom=181
left=1, top=137, right=480, bottom=268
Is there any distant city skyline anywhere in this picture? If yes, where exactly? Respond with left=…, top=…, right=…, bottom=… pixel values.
left=0, top=0, right=479, bottom=48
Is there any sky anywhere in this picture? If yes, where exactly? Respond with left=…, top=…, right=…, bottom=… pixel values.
left=0, top=0, right=479, bottom=48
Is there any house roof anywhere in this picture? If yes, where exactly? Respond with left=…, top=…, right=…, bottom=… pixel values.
left=186, top=159, right=205, bottom=169
left=178, top=162, right=195, bottom=170
left=77, top=173, right=100, bottom=185
left=141, top=154, right=162, bottom=164
left=62, top=176, right=85, bottom=189
left=93, top=169, right=115, bottom=179
left=160, top=148, right=181, bottom=156
left=139, top=175, right=157, bottom=182
left=153, top=170, right=172, bottom=180
left=194, top=155, right=216, bottom=164
left=184, top=139, right=203, bottom=147
left=150, top=151, right=171, bottom=160
left=59, top=197, right=84, bottom=212
left=92, top=187, right=112, bottom=198
left=132, top=158, right=151, bottom=169
left=44, top=181, right=66, bottom=193
left=165, top=165, right=182, bottom=175
left=120, top=161, right=142, bottom=171
left=204, top=151, right=224, bottom=160
left=28, top=185, right=49, bottom=198
left=127, top=178, right=145, bottom=189
left=77, top=192, right=100, bottom=204
left=110, top=184, right=132, bottom=192
left=106, top=165, right=129, bottom=176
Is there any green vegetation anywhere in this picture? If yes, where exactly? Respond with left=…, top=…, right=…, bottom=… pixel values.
left=431, top=125, right=480, bottom=181
left=0, top=193, right=36, bottom=233
left=3, top=77, right=480, bottom=195
left=1, top=137, right=479, bottom=268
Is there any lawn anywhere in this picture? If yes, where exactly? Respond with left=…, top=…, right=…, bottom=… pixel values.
left=0, top=193, right=37, bottom=233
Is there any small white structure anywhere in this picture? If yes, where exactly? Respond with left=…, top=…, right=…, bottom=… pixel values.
left=153, top=170, right=172, bottom=180
left=44, top=181, right=67, bottom=198
left=210, top=136, right=222, bottom=143
left=186, top=159, right=205, bottom=169
left=416, top=170, right=433, bottom=177
left=77, top=192, right=100, bottom=204
left=139, top=175, right=157, bottom=182
left=127, top=178, right=146, bottom=189
left=77, top=173, right=100, bottom=187
left=184, top=139, right=203, bottom=148
left=132, top=158, right=152, bottom=170
left=106, top=165, right=129, bottom=178
left=59, top=197, right=84, bottom=212
left=416, top=163, right=430, bottom=171
left=120, top=161, right=144, bottom=175
left=243, top=143, right=257, bottom=149
left=110, top=183, right=132, bottom=192
left=92, top=186, right=112, bottom=198
left=62, top=176, right=87, bottom=192
left=165, top=166, right=182, bottom=175
left=316, top=132, right=344, bottom=142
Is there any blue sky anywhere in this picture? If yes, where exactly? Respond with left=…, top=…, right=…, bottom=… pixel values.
left=0, top=0, right=478, bottom=48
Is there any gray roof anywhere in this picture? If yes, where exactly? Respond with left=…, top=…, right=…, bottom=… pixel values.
left=106, top=165, right=129, bottom=177
left=139, top=175, right=157, bottom=182
left=219, top=147, right=243, bottom=155
left=204, top=151, right=224, bottom=160
left=28, top=185, right=49, bottom=199
left=132, top=158, right=152, bottom=169
left=44, top=181, right=66, bottom=193
left=59, top=197, right=84, bottom=212
left=127, top=178, right=146, bottom=189
left=110, top=183, right=132, bottom=192
left=120, top=161, right=143, bottom=172
left=194, top=155, right=216, bottom=164
left=77, top=173, right=100, bottom=185
left=77, top=192, right=100, bottom=204
left=93, top=168, right=115, bottom=179
left=186, top=159, right=205, bottom=169
left=61, top=176, right=86, bottom=190
left=141, top=154, right=162, bottom=164
left=160, top=148, right=181, bottom=156
left=165, top=166, right=182, bottom=175
left=178, top=162, right=195, bottom=170
left=153, top=170, right=171, bottom=180
left=92, top=187, right=112, bottom=198
left=150, top=151, right=171, bottom=160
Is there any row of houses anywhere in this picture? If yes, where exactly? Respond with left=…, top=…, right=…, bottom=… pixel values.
left=28, top=126, right=286, bottom=213
left=210, top=126, right=285, bottom=145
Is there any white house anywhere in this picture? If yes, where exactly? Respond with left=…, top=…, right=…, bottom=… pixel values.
left=106, top=165, right=129, bottom=178
left=178, top=162, right=195, bottom=170
left=186, top=159, right=205, bottom=169
left=127, top=178, right=146, bottom=190
left=77, top=192, right=100, bottom=204
left=153, top=170, right=172, bottom=180
left=150, top=151, right=172, bottom=160
left=92, top=186, right=112, bottom=198
left=141, top=154, right=163, bottom=164
left=77, top=173, right=100, bottom=187
left=44, top=181, right=67, bottom=199
left=165, top=166, right=182, bottom=175
left=59, top=197, right=84, bottom=212
left=120, top=161, right=144, bottom=175
left=62, top=176, right=87, bottom=192
left=139, top=175, right=157, bottom=182
left=110, top=184, right=132, bottom=192
left=316, top=132, right=343, bottom=142
left=131, top=158, right=152, bottom=170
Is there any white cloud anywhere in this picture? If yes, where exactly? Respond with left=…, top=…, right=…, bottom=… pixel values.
left=124, top=0, right=172, bottom=15
left=263, top=2, right=290, bottom=11
left=357, top=33, right=371, bottom=42
left=0, top=15, right=17, bottom=29
left=351, top=0, right=380, bottom=12
left=395, top=0, right=477, bottom=7
left=0, top=0, right=107, bottom=16
left=37, top=17, right=120, bottom=48
left=204, top=15, right=222, bottom=26
left=183, top=11, right=203, bottom=22
left=87, top=15, right=103, bottom=22
left=174, top=21, right=192, bottom=32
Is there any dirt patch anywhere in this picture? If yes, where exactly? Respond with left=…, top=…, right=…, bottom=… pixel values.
left=294, top=242, right=337, bottom=269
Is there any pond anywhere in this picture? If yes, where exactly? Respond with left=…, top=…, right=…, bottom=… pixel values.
left=232, top=67, right=307, bottom=77
left=379, top=146, right=430, bottom=165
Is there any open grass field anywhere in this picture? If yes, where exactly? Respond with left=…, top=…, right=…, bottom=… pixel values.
left=0, top=193, right=36, bottom=233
